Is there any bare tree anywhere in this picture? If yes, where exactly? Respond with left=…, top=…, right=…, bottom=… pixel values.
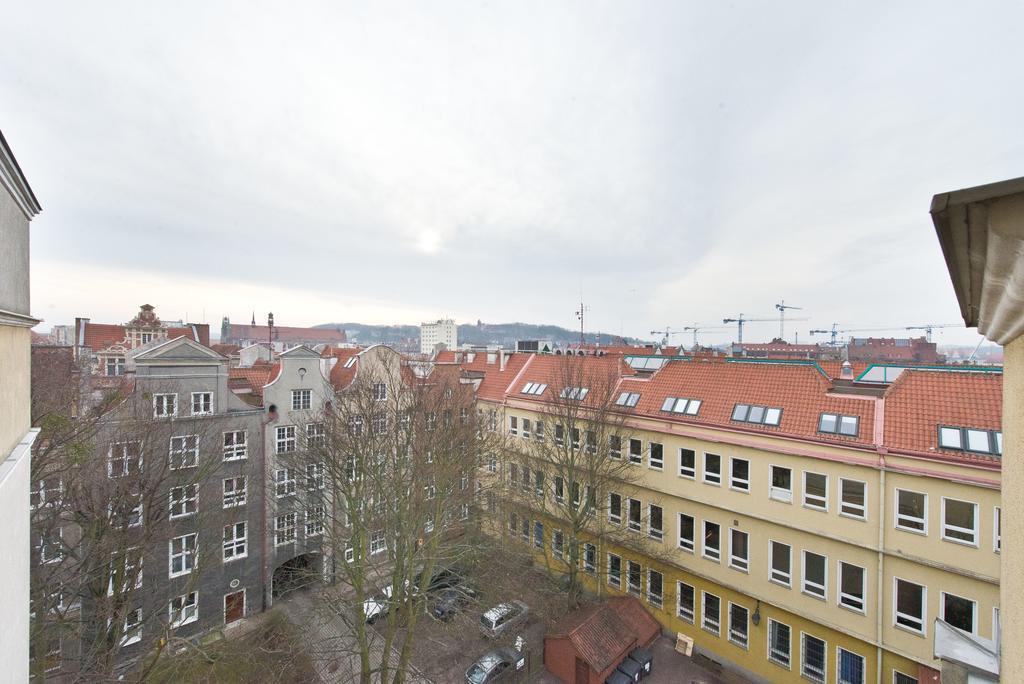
left=294, top=353, right=491, bottom=684
left=499, top=355, right=671, bottom=610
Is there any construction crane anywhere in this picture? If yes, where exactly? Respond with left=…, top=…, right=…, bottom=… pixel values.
left=774, top=300, right=803, bottom=341
left=905, top=324, right=961, bottom=342
left=724, top=313, right=808, bottom=344
left=681, top=324, right=731, bottom=348
left=649, top=327, right=685, bottom=347
left=809, top=324, right=904, bottom=346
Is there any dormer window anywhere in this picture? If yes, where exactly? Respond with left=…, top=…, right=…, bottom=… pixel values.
left=140, top=332, right=153, bottom=344
left=819, top=413, right=859, bottom=437
left=732, top=404, right=781, bottom=426
left=343, top=357, right=357, bottom=368
left=521, top=382, right=548, bottom=396
left=661, top=397, right=701, bottom=416
left=938, top=426, right=1002, bottom=456
left=615, top=392, right=641, bottom=408
left=559, top=387, right=589, bottom=401
left=191, top=392, right=213, bottom=416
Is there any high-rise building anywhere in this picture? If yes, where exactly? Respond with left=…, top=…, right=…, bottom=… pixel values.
left=0, top=129, right=42, bottom=682
left=420, top=318, right=457, bottom=354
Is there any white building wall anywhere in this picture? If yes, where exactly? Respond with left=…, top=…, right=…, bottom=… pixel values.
left=420, top=319, right=457, bottom=354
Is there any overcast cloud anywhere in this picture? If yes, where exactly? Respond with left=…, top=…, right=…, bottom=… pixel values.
left=3, top=1, right=1021, bottom=346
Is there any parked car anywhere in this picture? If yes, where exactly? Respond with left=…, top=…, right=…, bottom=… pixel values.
left=420, top=564, right=468, bottom=593
left=479, top=600, right=529, bottom=638
left=465, top=646, right=524, bottom=683
left=431, top=586, right=478, bottom=621
left=363, top=581, right=419, bottom=623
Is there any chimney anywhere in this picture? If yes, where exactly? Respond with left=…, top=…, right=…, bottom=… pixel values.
left=499, top=350, right=507, bottom=372
left=840, top=361, right=854, bottom=380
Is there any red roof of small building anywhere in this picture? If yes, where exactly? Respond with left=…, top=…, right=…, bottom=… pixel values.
left=226, top=323, right=346, bottom=344
left=228, top=363, right=281, bottom=399
left=547, top=597, right=659, bottom=674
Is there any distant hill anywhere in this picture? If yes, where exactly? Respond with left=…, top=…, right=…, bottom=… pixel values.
left=315, top=321, right=641, bottom=349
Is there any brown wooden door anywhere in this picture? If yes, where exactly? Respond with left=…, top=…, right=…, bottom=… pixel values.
left=224, top=590, right=245, bottom=624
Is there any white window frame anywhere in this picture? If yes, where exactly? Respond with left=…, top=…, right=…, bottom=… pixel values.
left=801, top=550, right=827, bottom=600
left=839, top=478, right=867, bottom=520
left=678, top=513, right=695, bottom=553
left=940, top=591, right=977, bottom=635
left=223, top=522, right=247, bottom=561
left=894, top=488, right=928, bottom=534
left=607, top=553, right=621, bottom=588
left=372, top=382, right=388, bottom=402
left=223, top=476, right=246, bottom=508
left=648, top=442, right=663, bottom=470
left=893, top=577, right=927, bottom=636
left=306, top=506, right=325, bottom=537
left=728, top=602, right=749, bottom=649
left=702, top=591, right=721, bottom=635
left=838, top=561, right=866, bottom=613
left=275, top=468, right=297, bottom=498
left=769, top=464, right=793, bottom=503
left=169, top=435, right=199, bottom=470
left=767, top=619, right=791, bottom=669
left=291, top=388, right=311, bottom=410
left=169, top=591, right=199, bottom=629
left=223, top=430, right=247, bottom=461
left=728, top=528, right=749, bottom=572
left=275, top=513, right=297, bottom=546
left=994, top=506, right=1001, bottom=553
left=647, top=569, right=663, bottom=608
left=941, top=497, right=979, bottom=547
left=800, top=632, right=827, bottom=684
left=837, top=647, right=866, bottom=684
left=677, top=581, right=695, bottom=623
left=608, top=492, right=622, bottom=525
left=729, top=457, right=750, bottom=492
left=627, top=497, right=641, bottom=532
left=108, top=441, right=141, bottom=478
left=153, top=393, right=177, bottom=418
left=769, top=540, right=791, bottom=587
left=702, top=520, right=721, bottom=562
left=275, top=425, right=296, bottom=454
left=647, top=504, right=664, bottom=541
left=370, top=530, right=386, bottom=555
left=678, top=448, right=696, bottom=479
left=191, top=391, right=213, bottom=416
left=169, top=484, right=198, bottom=519
left=120, top=608, right=142, bottom=646
left=626, top=560, right=642, bottom=596
left=703, top=452, right=722, bottom=486
left=169, top=533, right=197, bottom=578
left=803, top=471, right=828, bottom=511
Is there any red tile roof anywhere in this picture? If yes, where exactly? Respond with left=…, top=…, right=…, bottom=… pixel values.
left=211, top=343, right=241, bottom=357
left=82, top=323, right=129, bottom=349
left=225, top=323, right=346, bottom=344
left=455, top=351, right=532, bottom=402
left=228, top=363, right=281, bottom=399
left=547, top=597, right=659, bottom=674
left=326, top=348, right=362, bottom=390
left=883, top=370, right=1003, bottom=460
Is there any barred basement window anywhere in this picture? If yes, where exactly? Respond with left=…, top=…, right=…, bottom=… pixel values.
left=677, top=581, right=695, bottom=623
left=702, top=592, right=720, bottom=635
left=647, top=570, right=663, bottom=608
left=838, top=648, right=865, bottom=684
left=627, top=561, right=641, bottom=596
left=768, top=619, right=791, bottom=668
left=607, top=553, right=621, bottom=588
left=800, top=633, right=826, bottom=684
left=728, top=603, right=748, bottom=648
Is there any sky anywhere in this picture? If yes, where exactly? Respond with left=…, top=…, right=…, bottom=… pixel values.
left=3, top=1, right=1022, bottom=347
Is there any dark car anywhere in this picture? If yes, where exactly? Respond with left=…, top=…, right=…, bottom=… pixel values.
left=431, top=586, right=478, bottom=621
left=465, top=646, right=524, bottom=683
left=423, top=564, right=468, bottom=593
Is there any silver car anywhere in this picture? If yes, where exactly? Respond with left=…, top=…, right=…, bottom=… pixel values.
left=479, top=600, right=529, bottom=638
left=465, top=647, right=524, bottom=683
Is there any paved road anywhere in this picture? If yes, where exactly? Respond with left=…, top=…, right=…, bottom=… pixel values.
left=276, top=586, right=432, bottom=684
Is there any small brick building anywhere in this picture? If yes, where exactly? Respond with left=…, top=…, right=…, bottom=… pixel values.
left=544, top=597, right=660, bottom=684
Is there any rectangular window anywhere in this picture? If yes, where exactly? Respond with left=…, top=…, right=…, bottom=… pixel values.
left=703, top=521, right=721, bottom=562
left=553, top=530, right=564, bottom=560
left=583, top=543, right=596, bottom=574
left=306, top=462, right=325, bottom=490
left=108, top=441, right=141, bottom=478
left=608, top=553, right=621, bottom=588
left=728, top=603, right=748, bottom=648
left=169, top=484, right=198, bottom=519
left=704, top=453, right=721, bottom=485
left=802, top=551, right=827, bottom=600
left=648, top=505, right=663, bottom=541
left=678, top=513, right=695, bottom=552
left=838, top=648, right=865, bottom=684
left=223, top=522, right=247, bottom=560
left=894, top=578, right=926, bottom=634
left=191, top=392, right=213, bottom=415
left=626, top=498, right=642, bottom=532
left=629, top=439, right=643, bottom=465
left=306, top=506, right=325, bottom=536
left=803, top=472, right=828, bottom=511
left=108, top=547, right=142, bottom=595
left=370, top=530, right=386, bottom=555
left=223, top=430, right=247, bottom=460
left=275, top=513, right=297, bottom=546
left=535, top=420, right=545, bottom=442
left=554, top=424, right=564, bottom=446
left=120, top=608, right=142, bottom=646
left=615, top=391, right=641, bottom=407
left=105, top=356, right=125, bottom=376
left=275, top=468, right=296, bottom=498
left=275, top=425, right=296, bottom=454
left=609, top=492, right=622, bottom=525
left=942, top=498, right=978, bottom=545
left=839, top=562, right=866, bottom=612
left=702, top=592, right=721, bottom=635
left=768, top=619, right=791, bottom=668
left=995, top=507, right=1002, bottom=552
left=521, top=465, right=531, bottom=492
left=169, top=533, right=197, bottom=577
left=521, top=418, right=531, bottom=439
left=571, top=428, right=581, bottom=450
left=223, top=476, right=246, bottom=508
left=895, top=489, right=927, bottom=533
left=800, top=633, right=826, bottom=684
left=941, top=592, right=976, bottom=634
left=372, top=382, right=387, bottom=402
left=894, top=673, right=918, bottom=684
left=729, top=529, right=749, bottom=572
left=730, top=458, right=749, bottom=492
left=626, top=560, right=641, bottom=596
left=534, top=470, right=544, bottom=497
left=169, top=435, right=199, bottom=469
left=508, top=416, right=518, bottom=436
left=534, top=521, right=545, bottom=549
left=585, top=431, right=597, bottom=455
left=770, top=465, right=792, bottom=503
left=647, top=570, right=663, bottom=608
left=677, top=581, right=695, bottom=623
left=679, top=448, right=696, bottom=479
left=649, top=442, right=663, bottom=470
left=840, top=479, right=866, bottom=519
left=167, top=589, right=197, bottom=626
left=30, top=477, right=63, bottom=510
left=770, top=540, right=791, bottom=586
left=154, top=393, right=177, bottom=417
left=291, top=389, right=311, bottom=410
left=609, top=435, right=621, bottom=459
left=554, top=476, right=564, bottom=503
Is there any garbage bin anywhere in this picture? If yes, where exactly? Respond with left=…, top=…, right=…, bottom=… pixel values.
left=616, top=657, right=643, bottom=683
left=628, top=647, right=653, bottom=677
left=605, top=672, right=633, bottom=684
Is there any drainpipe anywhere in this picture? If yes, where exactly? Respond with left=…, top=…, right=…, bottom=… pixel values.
left=261, top=412, right=271, bottom=610
left=874, top=397, right=886, bottom=684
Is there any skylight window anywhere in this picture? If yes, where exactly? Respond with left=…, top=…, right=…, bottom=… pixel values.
left=731, top=404, right=782, bottom=426
left=819, top=413, right=859, bottom=437
left=626, top=356, right=668, bottom=371
left=521, top=382, right=547, bottom=396
left=938, top=426, right=1002, bottom=456
left=343, top=357, right=357, bottom=368
left=559, top=387, right=589, bottom=401
left=615, top=392, right=641, bottom=408
left=661, top=397, right=701, bottom=416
